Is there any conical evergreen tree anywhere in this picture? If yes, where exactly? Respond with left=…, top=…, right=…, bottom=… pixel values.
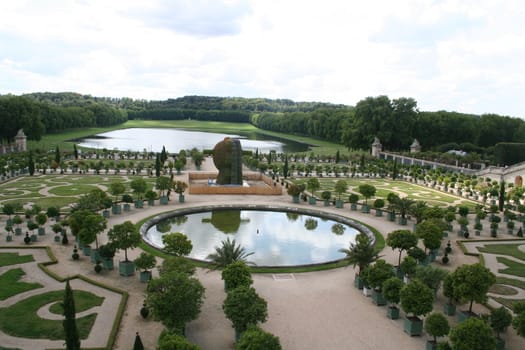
left=63, top=279, right=80, bottom=350
left=28, top=151, right=35, bottom=176
left=133, top=332, right=144, bottom=350
left=283, top=155, right=289, bottom=179
left=155, top=153, right=161, bottom=177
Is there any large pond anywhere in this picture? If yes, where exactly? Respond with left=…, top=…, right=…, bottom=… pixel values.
left=76, top=128, right=310, bottom=153
left=143, top=207, right=365, bottom=267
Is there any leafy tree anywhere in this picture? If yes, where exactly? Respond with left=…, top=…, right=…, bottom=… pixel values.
left=490, top=306, right=512, bottom=339
left=69, top=210, right=106, bottom=248
left=306, top=178, right=320, bottom=197
left=147, top=271, right=205, bottom=333
left=382, top=277, right=404, bottom=307
left=450, top=263, right=496, bottom=313
left=130, top=178, right=148, bottom=200
left=222, top=261, right=253, bottom=292
left=358, top=184, right=376, bottom=205
left=156, top=176, right=172, bottom=196
left=62, top=279, right=80, bottom=350
left=108, top=182, right=126, bottom=203
left=363, top=259, right=394, bottom=291
left=415, top=219, right=444, bottom=253
left=46, top=206, right=60, bottom=220
left=74, top=188, right=112, bottom=212
left=2, top=203, right=15, bottom=219
left=415, top=265, right=448, bottom=294
left=334, top=180, right=348, bottom=200
left=157, top=331, right=200, bottom=350
left=35, top=212, right=47, bottom=230
left=236, top=325, right=282, bottom=350
left=162, top=232, right=193, bottom=257
left=386, top=229, right=418, bottom=266
left=338, top=233, right=380, bottom=275
left=107, top=220, right=141, bottom=262
left=223, top=286, right=268, bottom=334
left=513, top=302, right=525, bottom=337
left=400, top=279, right=434, bottom=318
left=449, top=317, right=495, bottom=350
left=424, top=312, right=450, bottom=343
left=207, top=237, right=254, bottom=269
left=399, top=256, right=417, bottom=278
left=160, top=257, right=196, bottom=277
left=134, top=252, right=157, bottom=272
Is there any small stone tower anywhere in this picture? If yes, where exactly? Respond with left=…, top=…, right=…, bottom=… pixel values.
left=410, top=139, right=421, bottom=154
left=371, top=137, right=382, bottom=157
left=15, top=129, right=27, bottom=152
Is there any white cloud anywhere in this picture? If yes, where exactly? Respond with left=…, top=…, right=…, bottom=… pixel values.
left=0, top=0, right=524, bottom=117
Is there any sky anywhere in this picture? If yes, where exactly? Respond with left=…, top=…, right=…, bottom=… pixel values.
left=1, top=0, right=524, bottom=118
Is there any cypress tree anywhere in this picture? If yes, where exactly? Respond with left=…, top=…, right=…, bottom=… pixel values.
left=55, top=146, right=61, bottom=165
left=73, top=144, right=78, bottom=159
left=160, top=145, right=167, bottom=164
left=283, top=154, right=289, bottom=179
left=28, top=151, right=35, bottom=176
left=498, top=180, right=505, bottom=212
left=335, top=150, right=340, bottom=164
left=155, top=153, right=161, bottom=177
left=63, top=279, right=80, bottom=350
left=392, top=159, right=398, bottom=180
left=133, top=332, right=144, bottom=350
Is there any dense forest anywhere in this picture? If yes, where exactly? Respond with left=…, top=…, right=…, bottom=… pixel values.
left=0, top=93, right=127, bottom=141
left=1, top=92, right=525, bottom=165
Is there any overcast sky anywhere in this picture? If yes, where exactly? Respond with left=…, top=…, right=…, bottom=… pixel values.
left=1, top=0, right=524, bottom=117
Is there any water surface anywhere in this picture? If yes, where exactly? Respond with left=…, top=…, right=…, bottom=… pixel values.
left=144, top=209, right=359, bottom=266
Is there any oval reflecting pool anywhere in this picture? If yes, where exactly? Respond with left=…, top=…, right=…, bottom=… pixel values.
left=143, top=208, right=363, bottom=266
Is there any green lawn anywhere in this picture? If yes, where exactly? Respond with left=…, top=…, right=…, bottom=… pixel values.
left=293, top=177, right=470, bottom=208
left=0, top=290, right=103, bottom=340
left=0, top=268, right=43, bottom=300
left=0, top=174, right=156, bottom=210
left=0, top=253, right=34, bottom=267
left=477, top=243, right=525, bottom=261
left=496, top=256, right=525, bottom=278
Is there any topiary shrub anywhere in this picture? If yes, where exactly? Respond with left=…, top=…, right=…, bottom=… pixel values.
left=213, top=137, right=243, bottom=185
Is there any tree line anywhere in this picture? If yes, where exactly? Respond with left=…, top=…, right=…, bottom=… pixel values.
left=252, top=96, right=525, bottom=154
left=2, top=92, right=525, bottom=160
left=0, top=94, right=127, bottom=141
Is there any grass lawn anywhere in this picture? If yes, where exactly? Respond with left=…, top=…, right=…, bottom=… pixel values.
left=488, top=283, right=518, bottom=296
left=0, top=174, right=157, bottom=210
left=495, top=276, right=525, bottom=291
left=29, top=119, right=344, bottom=156
left=0, top=268, right=43, bottom=300
left=0, top=253, right=34, bottom=267
left=0, top=290, right=103, bottom=340
left=477, top=243, right=525, bottom=261
left=496, top=256, right=525, bottom=277
left=293, top=177, right=469, bottom=209
left=492, top=297, right=524, bottom=312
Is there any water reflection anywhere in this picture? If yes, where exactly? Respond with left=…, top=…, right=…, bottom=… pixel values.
left=76, top=128, right=310, bottom=153
left=144, top=210, right=359, bottom=266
